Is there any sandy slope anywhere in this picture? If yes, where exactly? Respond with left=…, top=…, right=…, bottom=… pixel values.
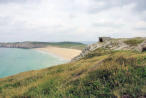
left=36, top=46, right=81, bottom=60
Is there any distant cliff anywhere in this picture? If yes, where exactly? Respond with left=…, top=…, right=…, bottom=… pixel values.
left=0, top=41, right=86, bottom=49
left=0, top=42, right=48, bottom=49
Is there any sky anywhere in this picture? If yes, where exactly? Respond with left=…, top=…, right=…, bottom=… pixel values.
left=0, top=0, right=146, bottom=42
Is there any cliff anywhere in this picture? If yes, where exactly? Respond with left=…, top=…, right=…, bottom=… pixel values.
left=72, top=37, right=146, bottom=61
left=0, top=42, right=47, bottom=49
left=0, top=42, right=86, bottom=49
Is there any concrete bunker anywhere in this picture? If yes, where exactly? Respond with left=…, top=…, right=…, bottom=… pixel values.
left=99, top=37, right=103, bottom=42
left=142, top=47, right=146, bottom=52
left=99, top=37, right=112, bottom=42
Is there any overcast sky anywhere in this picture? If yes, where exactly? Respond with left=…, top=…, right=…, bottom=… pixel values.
left=0, top=0, right=146, bottom=42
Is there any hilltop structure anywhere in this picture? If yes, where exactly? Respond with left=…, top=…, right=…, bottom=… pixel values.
left=99, top=37, right=112, bottom=42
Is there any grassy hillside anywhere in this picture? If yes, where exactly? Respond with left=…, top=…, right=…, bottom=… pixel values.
left=0, top=49, right=146, bottom=98
left=124, top=38, right=144, bottom=46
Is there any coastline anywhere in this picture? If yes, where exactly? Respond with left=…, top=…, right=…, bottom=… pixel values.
left=35, top=46, right=81, bottom=60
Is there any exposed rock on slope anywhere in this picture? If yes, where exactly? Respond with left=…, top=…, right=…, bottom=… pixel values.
left=72, top=37, right=146, bottom=61
left=0, top=42, right=47, bottom=49
left=137, top=40, right=146, bottom=52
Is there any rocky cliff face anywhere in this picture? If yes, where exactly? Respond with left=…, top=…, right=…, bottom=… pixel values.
left=0, top=42, right=48, bottom=49
left=72, top=37, right=146, bottom=61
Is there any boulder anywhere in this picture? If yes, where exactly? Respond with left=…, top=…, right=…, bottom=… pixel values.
left=137, top=40, right=146, bottom=52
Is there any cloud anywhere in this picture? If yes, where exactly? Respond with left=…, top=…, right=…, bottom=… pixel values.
left=0, top=0, right=145, bottom=42
left=91, top=0, right=146, bottom=12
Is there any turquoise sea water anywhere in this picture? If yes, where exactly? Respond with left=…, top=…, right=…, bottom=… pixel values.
left=0, top=48, right=67, bottom=78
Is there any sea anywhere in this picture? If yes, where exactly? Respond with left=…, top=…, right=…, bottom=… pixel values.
left=0, top=48, right=68, bottom=78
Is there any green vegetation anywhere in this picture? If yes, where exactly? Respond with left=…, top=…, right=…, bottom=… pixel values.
left=124, top=38, right=144, bottom=46
left=0, top=48, right=146, bottom=98
left=31, top=41, right=86, bottom=50
left=0, top=41, right=86, bottom=50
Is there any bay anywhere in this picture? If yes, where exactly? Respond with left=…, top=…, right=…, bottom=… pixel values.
left=0, top=48, right=67, bottom=78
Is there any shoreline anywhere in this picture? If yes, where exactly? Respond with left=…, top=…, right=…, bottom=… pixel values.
left=35, top=46, right=81, bottom=61
left=35, top=49, right=68, bottom=62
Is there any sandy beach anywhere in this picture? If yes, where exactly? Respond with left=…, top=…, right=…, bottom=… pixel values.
left=36, top=46, right=81, bottom=60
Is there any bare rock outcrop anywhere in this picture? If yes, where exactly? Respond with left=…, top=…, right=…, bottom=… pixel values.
left=136, top=40, right=146, bottom=52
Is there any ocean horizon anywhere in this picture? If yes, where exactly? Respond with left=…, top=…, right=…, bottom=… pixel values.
left=0, top=48, right=67, bottom=78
